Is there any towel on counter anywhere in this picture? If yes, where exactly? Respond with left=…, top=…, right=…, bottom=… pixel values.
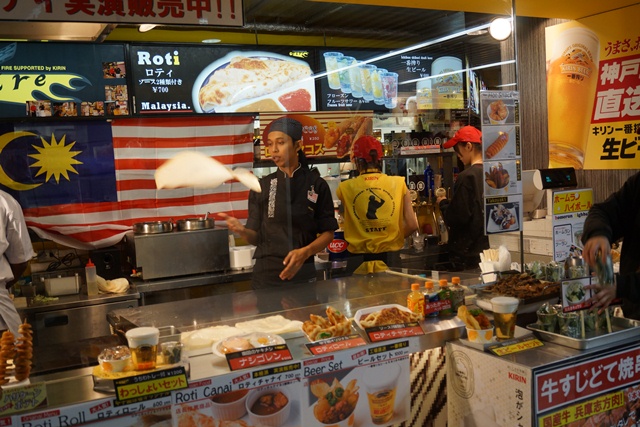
left=97, top=276, right=130, bottom=293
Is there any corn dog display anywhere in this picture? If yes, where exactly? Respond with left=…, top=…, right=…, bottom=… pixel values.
left=485, top=131, right=510, bottom=159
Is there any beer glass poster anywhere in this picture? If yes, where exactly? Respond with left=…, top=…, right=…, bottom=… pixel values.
left=546, top=6, right=640, bottom=170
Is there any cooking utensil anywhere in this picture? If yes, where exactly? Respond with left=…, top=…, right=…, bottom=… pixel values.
left=133, top=221, right=173, bottom=235
left=176, top=218, right=215, bottom=231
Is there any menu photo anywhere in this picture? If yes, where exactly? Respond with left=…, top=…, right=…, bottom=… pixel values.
left=485, top=196, right=522, bottom=234
left=192, top=50, right=316, bottom=114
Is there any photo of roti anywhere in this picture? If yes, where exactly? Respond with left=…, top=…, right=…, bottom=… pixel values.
left=193, top=51, right=315, bottom=113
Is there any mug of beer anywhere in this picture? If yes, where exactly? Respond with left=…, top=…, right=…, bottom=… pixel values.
left=363, top=362, right=401, bottom=424
left=547, top=26, right=599, bottom=170
left=126, top=327, right=160, bottom=370
left=431, top=56, right=463, bottom=109
left=491, top=297, right=519, bottom=340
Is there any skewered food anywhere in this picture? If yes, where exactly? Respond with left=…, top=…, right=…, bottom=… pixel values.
left=482, top=273, right=560, bottom=300
left=14, top=321, right=33, bottom=381
left=485, top=131, right=509, bottom=159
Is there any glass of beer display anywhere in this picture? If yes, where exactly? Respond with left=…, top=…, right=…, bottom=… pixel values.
left=490, top=297, right=519, bottom=340
left=363, top=362, right=400, bottom=424
left=547, top=26, right=599, bottom=170
left=126, top=327, right=160, bottom=370
left=323, top=52, right=344, bottom=90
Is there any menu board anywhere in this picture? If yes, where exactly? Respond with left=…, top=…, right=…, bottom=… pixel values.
left=482, top=90, right=523, bottom=235
left=0, top=42, right=129, bottom=118
left=130, top=44, right=317, bottom=115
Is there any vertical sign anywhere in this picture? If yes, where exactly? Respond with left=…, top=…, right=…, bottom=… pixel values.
left=481, top=91, right=523, bottom=235
left=550, top=188, right=593, bottom=262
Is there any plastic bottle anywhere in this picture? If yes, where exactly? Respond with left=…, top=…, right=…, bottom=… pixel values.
left=424, top=163, right=434, bottom=198
left=450, top=276, right=465, bottom=313
left=407, top=283, right=425, bottom=315
left=438, top=279, right=453, bottom=316
left=423, top=280, right=440, bottom=317
left=85, top=258, right=99, bottom=296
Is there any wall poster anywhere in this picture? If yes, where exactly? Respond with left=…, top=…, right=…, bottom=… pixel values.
left=546, top=5, right=640, bottom=170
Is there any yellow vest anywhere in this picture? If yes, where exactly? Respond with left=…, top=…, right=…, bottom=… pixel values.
left=337, top=173, right=408, bottom=254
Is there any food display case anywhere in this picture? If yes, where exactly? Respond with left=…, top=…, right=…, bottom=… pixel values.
left=9, top=270, right=479, bottom=426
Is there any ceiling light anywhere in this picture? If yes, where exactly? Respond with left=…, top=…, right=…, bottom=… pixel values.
left=489, top=18, right=512, bottom=41
left=138, top=24, right=158, bottom=33
left=202, top=38, right=221, bottom=44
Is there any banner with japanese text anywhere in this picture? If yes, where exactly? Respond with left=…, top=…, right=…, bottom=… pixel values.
left=1, top=0, right=242, bottom=27
left=546, top=5, right=640, bottom=170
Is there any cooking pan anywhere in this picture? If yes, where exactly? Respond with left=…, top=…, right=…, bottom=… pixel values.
left=176, top=218, right=215, bottom=231
left=133, top=221, right=173, bottom=235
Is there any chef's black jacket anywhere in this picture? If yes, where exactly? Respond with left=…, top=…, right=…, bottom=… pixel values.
left=246, top=166, right=338, bottom=288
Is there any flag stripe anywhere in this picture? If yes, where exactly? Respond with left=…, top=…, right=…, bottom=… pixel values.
left=22, top=115, right=255, bottom=249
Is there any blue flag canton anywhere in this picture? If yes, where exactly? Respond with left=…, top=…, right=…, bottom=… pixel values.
left=0, top=121, right=117, bottom=208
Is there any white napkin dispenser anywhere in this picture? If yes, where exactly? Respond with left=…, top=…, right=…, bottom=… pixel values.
left=229, top=245, right=256, bottom=270
left=45, top=274, right=80, bottom=296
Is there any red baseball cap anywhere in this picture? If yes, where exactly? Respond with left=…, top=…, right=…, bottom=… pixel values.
left=352, top=135, right=383, bottom=163
left=442, top=126, right=482, bottom=149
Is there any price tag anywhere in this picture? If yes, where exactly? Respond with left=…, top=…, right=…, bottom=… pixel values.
left=226, top=344, right=293, bottom=371
left=364, top=322, right=424, bottom=343
left=305, top=334, right=367, bottom=355
left=489, top=337, right=544, bottom=356
left=0, top=382, right=47, bottom=415
left=114, top=367, right=188, bottom=405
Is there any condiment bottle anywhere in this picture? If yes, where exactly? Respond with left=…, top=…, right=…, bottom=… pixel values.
left=407, top=283, right=425, bottom=315
left=423, top=280, right=440, bottom=317
left=85, top=258, right=99, bottom=296
left=450, top=276, right=465, bottom=313
left=438, top=279, right=453, bottom=316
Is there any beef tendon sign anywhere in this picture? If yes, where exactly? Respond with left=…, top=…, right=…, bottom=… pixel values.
left=155, top=151, right=261, bottom=192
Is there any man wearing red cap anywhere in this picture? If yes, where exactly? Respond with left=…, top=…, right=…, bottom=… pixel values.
left=437, top=126, right=489, bottom=270
left=337, top=136, right=418, bottom=273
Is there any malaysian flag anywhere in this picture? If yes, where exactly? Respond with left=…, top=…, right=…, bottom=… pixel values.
left=0, top=115, right=254, bottom=249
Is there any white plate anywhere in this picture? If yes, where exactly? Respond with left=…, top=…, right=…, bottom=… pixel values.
left=354, top=304, right=413, bottom=330
left=487, top=207, right=518, bottom=233
left=212, top=332, right=285, bottom=358
left=192, top=50, right=316, bottom=113
left=459, top=326, right=531, bottom=351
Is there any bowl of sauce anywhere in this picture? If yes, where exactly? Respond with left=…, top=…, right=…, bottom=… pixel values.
left=246, top=386, right=291, bottom=426
left=210, top=389, right=249, bottom=420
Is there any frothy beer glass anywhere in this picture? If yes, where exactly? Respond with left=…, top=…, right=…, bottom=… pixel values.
left=547, top=26, right=599, bottom=170
left=491, top=297, right=519, bottom=340
left=126, top=327, right=160, bottom=370
left=363, top=362, right=400, bottom=424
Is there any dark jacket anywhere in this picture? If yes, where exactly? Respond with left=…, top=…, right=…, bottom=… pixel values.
left=439, top=164, right=489, bottom=269
left=246, top=166, right=337, bottom=288
left=582, top=172, right=640, bottom=318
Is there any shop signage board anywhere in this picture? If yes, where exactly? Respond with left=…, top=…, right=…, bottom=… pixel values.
left=0, top=42, right=129, bottom=118
left=535, top=346, right=640, bottom=426
left=316, top=47, right=466, bottom=113
left=481, top=90, right=523, bottom=235
left=550, top=188, right=593, bottom=262
left=129, top=44, right=317, bottom=115
left=1, top=0, right=243, bottom=27
left=257, top=112, right=374, bottom=160
left=546, top=6, right=640, bottom=170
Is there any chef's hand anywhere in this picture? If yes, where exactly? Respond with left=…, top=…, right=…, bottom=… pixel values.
left=585, top=282, right=617, bottom=313
left=279, top=248, right=309, bottom=281
left=218, top=213, right=257, bottom=245
left=583, top=236, right=611, bottom=269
